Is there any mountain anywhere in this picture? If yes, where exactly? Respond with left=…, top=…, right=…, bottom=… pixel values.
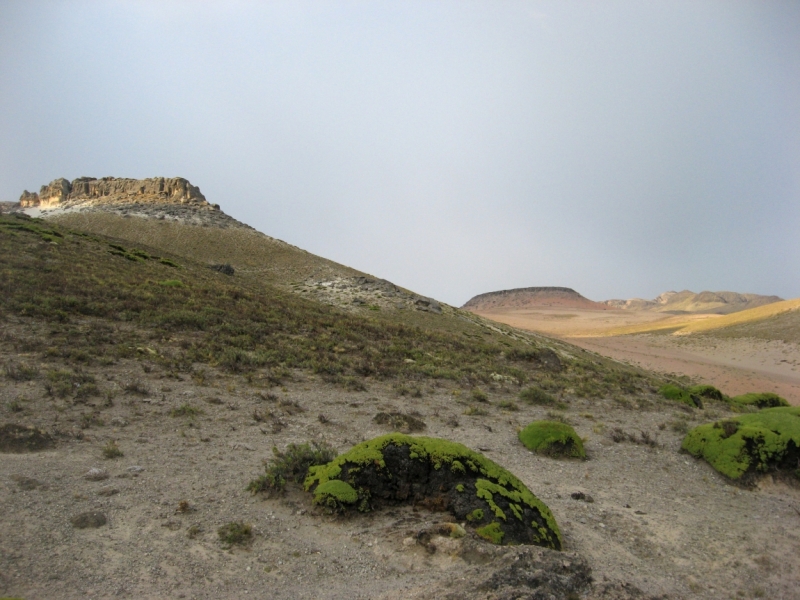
left=603, top=289, right=782, bottom=314
left=462, top=287, right=609, bottom=311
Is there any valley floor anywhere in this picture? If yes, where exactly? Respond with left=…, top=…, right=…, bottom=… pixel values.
left=2, top=348, right=800, bottom=599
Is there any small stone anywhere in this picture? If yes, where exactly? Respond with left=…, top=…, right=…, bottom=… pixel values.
left=127, top=465, right=144, bottom=473
left=84, top=468, right=109, bottom=481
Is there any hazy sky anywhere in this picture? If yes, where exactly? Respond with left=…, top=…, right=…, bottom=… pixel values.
left=2, top=1, right=799, bottom=305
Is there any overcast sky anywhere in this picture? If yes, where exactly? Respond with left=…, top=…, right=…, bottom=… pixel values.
left=2, top=1, right=799, bottom=305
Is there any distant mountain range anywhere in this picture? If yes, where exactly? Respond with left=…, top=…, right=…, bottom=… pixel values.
left=602, top=290, right=783, bottom=315
left=463, top=287, right=782, bottom=316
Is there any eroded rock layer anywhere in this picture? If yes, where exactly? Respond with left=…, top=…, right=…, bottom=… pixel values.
left=19, top=177, right=215, bottom=210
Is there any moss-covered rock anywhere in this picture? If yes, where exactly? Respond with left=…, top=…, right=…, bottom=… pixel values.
left=681, top=406, right=800, bottom=483
left=729, top=392, right=789, bottom=409
left=304, top=433, right=561, bottom=549
left=518, top=421, right=585, bottom=459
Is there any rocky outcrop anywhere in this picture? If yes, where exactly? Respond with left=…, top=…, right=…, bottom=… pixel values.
left=463, top=287, right=607, bottom=311
left=19, top=177, right=216, bottom=210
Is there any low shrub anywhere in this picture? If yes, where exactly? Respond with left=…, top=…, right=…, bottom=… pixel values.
left=519, top=421, right=585, bottom=458
left=247, top=441, right=337, bottom=495
left=519, top=386, right=557, bottom=406
left=682, top=406, right=800, bottom=483
left=217, top=521, right=252, bottom=546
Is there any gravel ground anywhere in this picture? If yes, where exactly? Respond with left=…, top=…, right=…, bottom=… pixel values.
left=2, top=348, right=800, bottom=599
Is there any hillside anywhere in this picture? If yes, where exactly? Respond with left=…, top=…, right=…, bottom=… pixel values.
left=463, top=287, right=609, bottom=311
left=2, top=181, right=799, bottom=599
left=598, top=298, right=800, bottom=339
left=604, top=290, right=782, bottom=315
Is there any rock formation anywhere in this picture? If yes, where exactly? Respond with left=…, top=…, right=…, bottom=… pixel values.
left=18, top=177, right=217, bottom=210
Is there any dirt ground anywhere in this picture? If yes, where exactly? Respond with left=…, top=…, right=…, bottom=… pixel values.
left=468, top=307, right=800, bottom=406
left=2, top=318, right=800, bottom=599
left=568, top=335, right=800, bottom=406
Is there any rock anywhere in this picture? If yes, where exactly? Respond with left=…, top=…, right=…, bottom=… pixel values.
left=97, top=487, right=120, bottom=497
left=84, top=468, right=109, bottom=481
left=18, top=177, right=214, bottom=210
left=210, top=263, right=235, bottom=276
left=71, top=511, right=107, bottom=529
left=0, top=423, right=55, bottom=453
left=373, top=411, right=426, bottom=433
left=110, top=417, right=128, bottom=427
left=414, top=296, right=442, bottom=314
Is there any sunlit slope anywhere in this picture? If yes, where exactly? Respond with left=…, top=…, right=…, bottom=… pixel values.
left=598, top=298, right=800, bottom=338
left=50, top=211, right=360, bottom=286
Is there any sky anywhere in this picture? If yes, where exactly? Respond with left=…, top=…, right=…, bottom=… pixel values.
left=1, top=1, right=799, bottom=306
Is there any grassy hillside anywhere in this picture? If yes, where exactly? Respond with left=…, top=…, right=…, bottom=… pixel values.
left=1, top=213, right=658, bottom=399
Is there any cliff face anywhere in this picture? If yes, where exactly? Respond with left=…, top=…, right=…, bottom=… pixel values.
left=19, top=177, right=215, bottom=210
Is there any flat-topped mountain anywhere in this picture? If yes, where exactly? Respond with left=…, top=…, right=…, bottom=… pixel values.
left=462, top=287, right=609, bottom=311
left=603, top=289, right=783, bottom=314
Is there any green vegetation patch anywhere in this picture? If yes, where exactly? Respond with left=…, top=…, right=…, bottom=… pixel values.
left=681, top=406, right=800, bottom=483
left=658, top=384, right=703, bottom=408
left=304, top=433, right=561, bottom=549
left=217, top=521, right=252, bottom=547
left=519, top=421, right=586, bottom=459
left=729, top=392, right=789, bottom=409
left=687, top=384, right=725, bottom=402
left=248, top=441, right=337, bottom=494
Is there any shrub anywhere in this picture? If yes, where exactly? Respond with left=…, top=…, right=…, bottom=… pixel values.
left=159, top=279, right=184, bottom=287
left=4, top=362, right=39, bottom=381
left=170, top=404, right=203, bottom=418
left=471, top=388, right=489, bottom=403
left=247, top=441, right=337, bottom=495
left=217, top=521, right=252, bottom=546
left=519, top=421, right=585, bottom=459
left=519, top=386, right=557, bottom=406
left=682, top=406, right=800, bottom=483
left=729, top=392, right=789, bottom=409
left=102, top=440, right=123, bottom=459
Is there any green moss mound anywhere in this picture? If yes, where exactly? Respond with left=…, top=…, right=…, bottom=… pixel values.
left=518, top=421, right=586, bottom=459
left=681, top=406, right=800, bottom=483
left=729, top=392, right=789, bottom=409
left=687, top=384, right=725, bottom=402
left=658, top=384, right=703, bottom=408
left=304, top=433, right=561, bottom=549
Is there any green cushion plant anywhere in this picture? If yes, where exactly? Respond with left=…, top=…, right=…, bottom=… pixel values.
left=518, top=421, right=586, bottom=459
left=728, top=392, right=789, bottom=409
left=681, top=406, right=800, bottom=483
left=304, top=433, right=561, bottom=549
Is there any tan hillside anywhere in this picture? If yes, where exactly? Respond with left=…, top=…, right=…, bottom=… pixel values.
left=597, top=298, right=800, bottom=338
left=604, top=289, right=782, bottom=315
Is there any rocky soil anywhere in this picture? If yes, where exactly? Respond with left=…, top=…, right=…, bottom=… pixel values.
left=2, top=328, right=800, bottom=599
